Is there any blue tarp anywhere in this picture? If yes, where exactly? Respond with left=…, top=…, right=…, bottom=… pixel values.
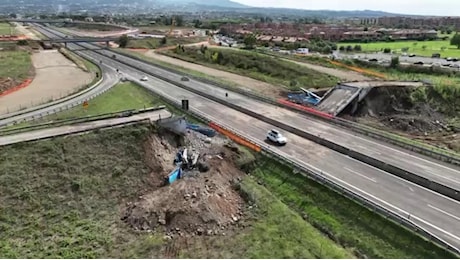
left=186, top=123, right=216, bottom=137
left=168, top=167, right=182, bottom=184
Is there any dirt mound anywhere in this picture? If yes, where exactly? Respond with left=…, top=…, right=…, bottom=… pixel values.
left=355, top=86, right=450, bottom=135
left=121, top=129, right=246, bottom=237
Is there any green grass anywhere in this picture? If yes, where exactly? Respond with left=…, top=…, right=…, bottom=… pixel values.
left=0, top=125, right=350, bottom=258
left=0, top=22, right=15, bottom=35
left=0, top=50, right=32, bottom=80
left=232, top=178, right=353, bottom=258
left=37, top=82, right=163, bottom=121
left=0, top=125, right=164, bottom=258
left=126, top=36, right=208, bottom=49
left=338, top=38, right=460, bottom=58
left=250, top=157, right=457, bottom=259
left=163, top=47, right=339, bottom=90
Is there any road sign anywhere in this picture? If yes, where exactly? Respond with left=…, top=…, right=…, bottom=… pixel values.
left=83, top=100, right=88, bottom=109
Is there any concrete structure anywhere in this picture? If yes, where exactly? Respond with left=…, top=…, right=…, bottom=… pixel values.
left=315, top=81, right=425, bottom=116
left=16, top=25, right=460, bottom=251
left=0, top=109, right=172, bottom=146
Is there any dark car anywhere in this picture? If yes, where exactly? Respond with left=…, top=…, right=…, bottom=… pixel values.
left=413, top=61, right=424, bottom=65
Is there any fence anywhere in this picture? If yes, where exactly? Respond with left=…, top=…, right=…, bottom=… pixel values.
left=131, top=76, right=460, bottom=256
left=93, top=49, right=460, bottom=202
left=110, top=48, right=460, bottom=166
left=28, top=28, right=460, bottom=255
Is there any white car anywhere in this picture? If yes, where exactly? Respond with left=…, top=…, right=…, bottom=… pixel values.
left=140, top=76, right=148, bottom=81
left=266, top=129, right=287, bottom=145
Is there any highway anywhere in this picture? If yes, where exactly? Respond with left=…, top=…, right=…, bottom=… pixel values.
left=85, top=43, right=460, bottom=192
left=19, top=25, right=460, bottom=250
left=0, top=109, right=172, bottom=146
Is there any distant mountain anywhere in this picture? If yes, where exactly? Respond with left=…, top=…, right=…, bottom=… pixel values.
left=0, top=0, right=421, bottom=17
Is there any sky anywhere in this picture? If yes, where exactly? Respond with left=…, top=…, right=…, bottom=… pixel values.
left=231, top=0, right=460, bottom=16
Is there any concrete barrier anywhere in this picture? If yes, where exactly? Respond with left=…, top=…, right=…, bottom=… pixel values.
left=91, top=51, right=460, bottom=201
left=109, top=48, right=460, bottom=167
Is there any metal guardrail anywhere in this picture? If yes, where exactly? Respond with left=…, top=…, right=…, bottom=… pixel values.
left=132, top=75, right=460, bottom=256
left=93, top=48, right=460, bottom=202
left=0, top=75, right=104, bottom=122
left=0, top=106, right=166, bottom=136
left=111, top=49, right=460, bottom=166
left=34, top=27, right=460, bottom=255
left=0, top=79, right=112, bottom=128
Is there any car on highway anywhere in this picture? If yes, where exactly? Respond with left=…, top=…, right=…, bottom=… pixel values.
left=181, top=76, right=189, bottom=81
left=140, top=76, right=148, bottom=81
left=266, top=129, right=287, bottom=145
left=413, top=61, right=424, bottom=65
left=409, top=53, right=417, bottom=57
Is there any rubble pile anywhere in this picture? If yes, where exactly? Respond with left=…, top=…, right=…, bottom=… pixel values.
left=121, top=127, right=248, bottom=238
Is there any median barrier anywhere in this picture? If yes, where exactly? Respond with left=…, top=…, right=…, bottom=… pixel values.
left=125, top=75, right=460, bottom=256
left=41, top=26, right=460, bottom=167
left=91, top=47, right=460, bottom=200
left=36, top=33, right=459, bottom=254
left=109, top=48, right=460, bottom=167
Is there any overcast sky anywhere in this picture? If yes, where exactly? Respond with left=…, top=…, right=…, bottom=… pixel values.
left=231, top=0, right=459, bottom=16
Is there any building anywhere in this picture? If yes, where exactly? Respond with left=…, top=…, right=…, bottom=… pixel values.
left=376, top=16, right=460, bottom=30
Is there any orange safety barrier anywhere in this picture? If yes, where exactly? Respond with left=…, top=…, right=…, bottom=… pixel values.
left=278, top=99, right=334, bottom=119
left=209, top=122, right=262, bottom=152
left=329, top=60, right=387, bottom=79
left=0, top=78, right=33, bottom=97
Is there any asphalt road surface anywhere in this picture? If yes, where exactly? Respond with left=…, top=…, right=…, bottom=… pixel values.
left=88, top=46, right=460, bottom=192
left=24, top=25, right=460, bottom=250
left=0, top=109, right=172, bottom=146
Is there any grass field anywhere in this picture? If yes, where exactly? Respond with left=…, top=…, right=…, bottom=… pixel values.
left=338, top=37, right=460, bottom=58
left=0, top=22, right=15, bottom=35
left=163, top=47, right=338, bottom=90
left=36, top=82, right=163, bottom=121
left=0, top=125, right=351, bottom=258
left=250, top=157, right=456, bottom=259
left=126, top=36, right=208, bottom=49
left=0, top=73, right=455, bottom=258
left=0, top=51, right=32, bottom=80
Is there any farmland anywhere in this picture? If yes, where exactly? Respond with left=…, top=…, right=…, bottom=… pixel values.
left=338, top=36, right=460, bottom=58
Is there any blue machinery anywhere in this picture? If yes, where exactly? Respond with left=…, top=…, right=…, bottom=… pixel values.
left=287, top=87, right=323, bottom=106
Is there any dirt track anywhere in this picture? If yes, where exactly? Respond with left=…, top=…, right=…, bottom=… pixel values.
left=141, top=50, right=284, bottom=98
left=0, top=50, right=92, bottom=115
left=283, top=59, right=371, bottom=81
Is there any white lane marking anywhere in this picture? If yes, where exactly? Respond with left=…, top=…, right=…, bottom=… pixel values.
left=115, top=62, right=460, bottom=243
left=344, top=167, right=377, bottom=183
left=345, top=155, right=460, bottom=207
left=337, top=126, right=460, bottom=174
left=428, top=204, right=460, bottom=222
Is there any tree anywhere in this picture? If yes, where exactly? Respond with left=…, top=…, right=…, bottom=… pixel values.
left=160, top=37, right=167, bottom=45
left=117, top=34, right=129, bottom=48
left=422, top=45, right=427, bottom=51
left=243, top=34, right=257, bottom=49
left=450, top=33, right=460, bottom=49
left=339, top=46, right=345, bottom=51
left=364, top=27, right=368, bottom=31
left=383, top=48, right=391, bottom=53
left=390, top=56, right=399, bottom=68
left=346, top=45, right=353, bottom=52
left=353, top=45, right=362, bottom=51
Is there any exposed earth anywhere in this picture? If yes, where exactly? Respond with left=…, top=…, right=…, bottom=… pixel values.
left=0, top=50, right=92, bottom=114
left=349, top=86, right=460, bottom=151
left=122, top=129, right=249, bottom=241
